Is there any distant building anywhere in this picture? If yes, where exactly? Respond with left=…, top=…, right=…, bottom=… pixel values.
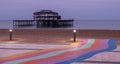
left=13, top=10, right=74, bottom=28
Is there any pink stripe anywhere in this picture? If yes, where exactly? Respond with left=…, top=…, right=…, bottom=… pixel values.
left=1, top=38, right=87, bottom=63
left=38, top=40, right=109, bottom=64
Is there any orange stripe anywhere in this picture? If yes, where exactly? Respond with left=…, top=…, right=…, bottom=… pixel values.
left=1, top=43, right=73, bottom=61
left=21, top=39, right=100, bottom=64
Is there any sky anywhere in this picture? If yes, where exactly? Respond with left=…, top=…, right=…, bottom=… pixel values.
left=0, top=0, right=120, bottom=20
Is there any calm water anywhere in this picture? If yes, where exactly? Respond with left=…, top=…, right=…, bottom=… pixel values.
left=0, top=20, right=120, bottom=30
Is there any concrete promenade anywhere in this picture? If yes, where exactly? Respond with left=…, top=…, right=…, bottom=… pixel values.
left=0, top=29, right=120, bottom=64
left=0, top=40, right=120, bottom=64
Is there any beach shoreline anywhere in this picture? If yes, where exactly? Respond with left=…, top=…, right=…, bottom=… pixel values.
left=0, top=29, right=120, bottom=44
left=0, top=29, right=120, bottom=37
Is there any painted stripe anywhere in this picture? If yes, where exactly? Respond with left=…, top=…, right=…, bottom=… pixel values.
left=0, top=39, right=117, bottom=64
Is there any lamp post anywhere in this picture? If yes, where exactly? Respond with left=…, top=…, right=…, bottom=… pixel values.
left=9, top=29, right=13, bottom=40
left=73, top=29, right=77, bottom=42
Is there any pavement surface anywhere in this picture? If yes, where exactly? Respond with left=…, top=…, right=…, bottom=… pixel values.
left=0, top=38, right=120, bottom=64
left=72, top=45, right=120, bottom=64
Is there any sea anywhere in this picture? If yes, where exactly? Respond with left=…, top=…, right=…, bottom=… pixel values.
left=0, top=20, right=120, bottom=30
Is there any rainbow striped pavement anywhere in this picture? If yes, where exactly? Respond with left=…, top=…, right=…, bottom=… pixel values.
left=0, top=38, right=117, bottom=64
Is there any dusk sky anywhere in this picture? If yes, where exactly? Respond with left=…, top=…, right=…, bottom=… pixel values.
left=0, top=0, right=120, bottom=20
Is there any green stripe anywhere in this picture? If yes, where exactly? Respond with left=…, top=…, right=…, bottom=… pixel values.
left=4, top=39, right=95, bottom=64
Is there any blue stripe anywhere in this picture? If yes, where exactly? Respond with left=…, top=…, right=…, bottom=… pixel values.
left=57, top=39, right=117, bottom=64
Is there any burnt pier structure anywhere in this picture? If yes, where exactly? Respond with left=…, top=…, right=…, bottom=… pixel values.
left=13, top=10, right=74, bottom=28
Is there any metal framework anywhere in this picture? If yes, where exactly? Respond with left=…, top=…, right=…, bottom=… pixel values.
left=13, top=10, right=74, bottom=28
